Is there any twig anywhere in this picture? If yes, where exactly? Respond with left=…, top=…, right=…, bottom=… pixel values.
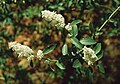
left=98, top=6, right=120, bottom=31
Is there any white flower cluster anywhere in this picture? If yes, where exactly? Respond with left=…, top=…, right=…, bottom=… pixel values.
left=8, top=42, right=44, bottom=61
left=37, top=50, right=44, bottom=60
left=41, top=10, right=65, bottom=28
left=9, top=42, right=34, bottom=58
left=82, top=46, right=98, bottom=66
left=65, top=23, right=72, bottom=31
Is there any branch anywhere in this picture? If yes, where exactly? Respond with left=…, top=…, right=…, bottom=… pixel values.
left=98, top=6, right=120, bottom=31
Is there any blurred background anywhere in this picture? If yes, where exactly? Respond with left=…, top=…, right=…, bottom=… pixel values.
left=0, top=0, right=120, bottom=84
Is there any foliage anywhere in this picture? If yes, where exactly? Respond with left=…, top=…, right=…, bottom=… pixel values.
left=0, top=0, right=120, bottom=84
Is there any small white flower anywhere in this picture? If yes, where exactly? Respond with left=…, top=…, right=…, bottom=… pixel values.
left=14, top=0, right=17, bottom=3
left=41, top=10, right=65, bottom=28
left=27, top=55, right=34, bottom=61
left=82, top=46, right=98, bottom=66
left=2, top=1, right=5, bottom=4
left=65, top=23, right=72, bottom=31
left=8, top=42, right=34, bottom=60
left=22, top=0, right=25, bottom=3
left=37, top=50, right=44, bottom=60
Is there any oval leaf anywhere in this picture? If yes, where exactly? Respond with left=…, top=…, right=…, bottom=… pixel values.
left=80, top=37, right=96, bottom=45
left=93, top=43, right=101, bottom=54
left=70, top=37, right=83, bottom=49
left=97, top=63, right=105, bottom=74
left=97, top=50, right=103, bottom=60
left=56, top=61, right=65, bottom=70
left=62, top=44, right=68, bottom=55
left=71, top=24, right=78, bottom=37
left=72, top=59, right=82, bottom=68
left=71, top=19, right=82, bottom=25
left=89, top=22, right=94, bottom=34
left=43, top=44, right=56, bottom=54
left=86, top=69, right=93, bottom=83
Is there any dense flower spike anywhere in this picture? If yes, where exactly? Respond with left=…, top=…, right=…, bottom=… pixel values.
left=8, top=42, right=34, bottom=61
left=41, top=10, right=65, bottom=28
left=82, top=46, right=98, bottom=65
left=65, top=23, right=72, bottom=31
left=37, top=50, right=44, bottom=60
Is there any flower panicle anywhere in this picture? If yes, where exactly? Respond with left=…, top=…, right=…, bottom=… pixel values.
left=82, top=46, right=98, bottom=66
left=41, top=10, right=65, bottom=28
left=8, top=42, right=44, bottom=61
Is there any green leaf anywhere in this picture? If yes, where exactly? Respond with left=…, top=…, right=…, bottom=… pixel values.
left=71, top=24, right=78, bottom=37
left=62, top=44, right=68, bottom=55
left=114, top=0, right=120, bottom=5
left=93, top=43, right=101, bottom=54
left=80, top=37, right=96, bottom=45
left=95, top=31, right=103, bottom=36
left=68, top=0, right=72, bottom=7
left=48, top=5, right=57, bottom=9
left=43, top=44, right=56, bottom=54
left=7, top=18, right=13, bottom=24
left=97, top=50, right=103, bottom=60
left=97, top=63, right=105, bottom=74
left=72, top=59, right=82, bottom=68
left=56, top=61, right=65, bottom=70
left=70, top=37, right=83, bottom=49
left=71, top=19, right=82, bottom=25
left=58, top=6, right=65, bottom=10
left=86, top=68, right=93, bottom=84
left=89, top=22, right=94, bottom=34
